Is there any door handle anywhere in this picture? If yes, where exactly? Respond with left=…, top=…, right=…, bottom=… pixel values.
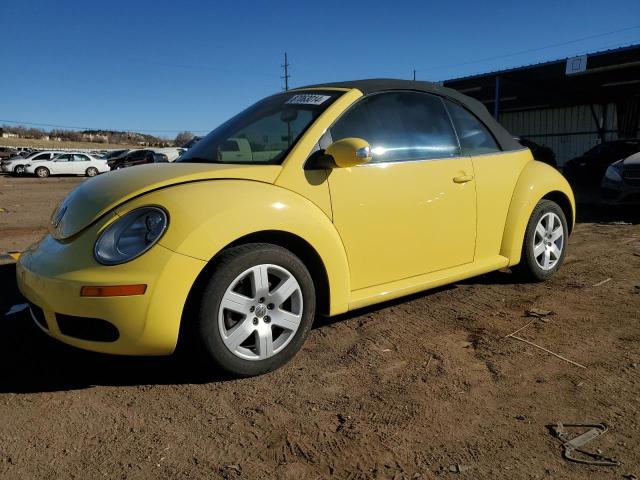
left=453, top=174, right=474, bottom=183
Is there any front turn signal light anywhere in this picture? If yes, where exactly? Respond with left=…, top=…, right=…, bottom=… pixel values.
left=80, top=284, right=147, bottom=297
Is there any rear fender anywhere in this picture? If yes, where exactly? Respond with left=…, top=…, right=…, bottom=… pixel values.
left=500, top=161, right=575, bottom=265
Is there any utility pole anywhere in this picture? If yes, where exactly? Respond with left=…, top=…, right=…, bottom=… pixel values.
left=281, top=52, right=290, bottom=91
left=413, top=69, right=416, bottom=81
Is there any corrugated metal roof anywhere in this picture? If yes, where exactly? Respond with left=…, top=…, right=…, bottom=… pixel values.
left=445, top=43, right=640, bottom=82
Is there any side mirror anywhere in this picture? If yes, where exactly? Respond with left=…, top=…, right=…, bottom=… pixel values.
left=325, top=137, right=372, bottom=168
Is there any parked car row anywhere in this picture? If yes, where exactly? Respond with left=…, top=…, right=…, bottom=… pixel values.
left=516, top=137, right=640, bottom=204
left=561, top=139, right=640, bottom=203
left=1, top=150, right=64, bottom=174
left=0, top=147, right=188, bottom=177
left=1, top=150, right=110, bottom=177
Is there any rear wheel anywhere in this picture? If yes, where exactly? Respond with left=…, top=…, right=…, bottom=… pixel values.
left=86, top=167, right=98, bottom=177
left=512, top=200, right=568, bottom=282
left=193, top=243, right=316, bottom=377
left=35, top=167, right=50, bottom=178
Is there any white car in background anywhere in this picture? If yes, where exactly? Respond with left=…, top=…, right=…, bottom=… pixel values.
left=1, top=150, right=64, bottom=174
left=24, top=152, right=109, bottom=178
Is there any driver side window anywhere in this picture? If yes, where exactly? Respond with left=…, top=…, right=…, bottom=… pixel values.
left=329, top=91, right=460, bottom=163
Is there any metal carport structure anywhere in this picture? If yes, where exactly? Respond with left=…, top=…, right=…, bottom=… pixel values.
left=443, top=44, right=640, bottom=165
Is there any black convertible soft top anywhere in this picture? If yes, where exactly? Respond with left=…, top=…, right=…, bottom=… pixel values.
left=297, top=78, right=522, bottom=151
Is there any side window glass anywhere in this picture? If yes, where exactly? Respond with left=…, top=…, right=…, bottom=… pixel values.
left=221, top=140, right=240, bottom=152
left=34, top=154, right=48, bottom=160
left=446, top=101, right=500, bottom=155
left=73, top=154, right=88, bottom=162
left=56, top=154, right=71, bottom=162
left=330, top=91, right=459, bottom=163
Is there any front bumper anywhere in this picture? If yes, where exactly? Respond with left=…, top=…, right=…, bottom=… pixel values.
left=17, top=227, right=206, bottom=355
left=601, top=177, right=640, bottom=204
left=1, top=163, right=15, bottom=173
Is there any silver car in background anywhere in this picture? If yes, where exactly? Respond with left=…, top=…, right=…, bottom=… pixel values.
left=601, top=151, right=640, bottom=204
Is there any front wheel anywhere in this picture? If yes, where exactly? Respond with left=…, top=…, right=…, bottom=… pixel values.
left=512, top=199, right=568, bottom=282
left=35, top=167, right=50, bottom=178
left=193, top=243, right=316, bottom=377
left=13, top=165, right=25, bottom=175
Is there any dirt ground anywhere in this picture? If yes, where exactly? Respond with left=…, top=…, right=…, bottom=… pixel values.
left=0, top=174, right=638, bottom=480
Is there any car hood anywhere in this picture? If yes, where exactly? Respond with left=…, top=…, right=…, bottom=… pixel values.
left=623, top=152, right=640, bottom=166
left=51, top=162, right=282, bottom=240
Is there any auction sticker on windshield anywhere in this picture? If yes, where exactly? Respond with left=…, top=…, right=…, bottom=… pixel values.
left=286, top=94, right=331, bottom=105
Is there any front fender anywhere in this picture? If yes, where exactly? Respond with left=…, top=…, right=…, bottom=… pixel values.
left=500, top=161, right=576, bottom=266
left=116, top=180, right=351, bottom=315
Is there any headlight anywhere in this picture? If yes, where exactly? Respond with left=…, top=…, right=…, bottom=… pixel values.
left=604, top=161, right=623, bottom=182
left=94, top=207, right=168, bottom=265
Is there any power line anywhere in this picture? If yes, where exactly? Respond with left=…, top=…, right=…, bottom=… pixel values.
left=418, top=24, right=640, bottom=74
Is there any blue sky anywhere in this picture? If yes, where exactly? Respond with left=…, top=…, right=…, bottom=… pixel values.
left=2, top=0, right=639, bottom=139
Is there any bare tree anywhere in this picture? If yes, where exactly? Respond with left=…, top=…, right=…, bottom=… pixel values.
left=175, top=131, right=194, bottom=147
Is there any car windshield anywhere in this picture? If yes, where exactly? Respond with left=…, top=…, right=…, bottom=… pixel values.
left=178, top=90, right=342, bottom=165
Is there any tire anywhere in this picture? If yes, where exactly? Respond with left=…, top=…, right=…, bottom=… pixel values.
left=512, top=200, right=568, bottom=282
left=86, top=167, right=98, bottom=177
left=35, top=167, right=50, bottom=178
left=193, top=243, right=316, bottom=377
left=13, top=165, right=25, bottom=175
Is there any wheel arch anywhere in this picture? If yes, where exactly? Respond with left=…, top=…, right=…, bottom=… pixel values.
left=500, top=161, right=576, bottom=266
left=226, top=230, right=331, bottom=316
left=176, top=229, right=334, bottom=353
left=542, top=190, right=574, bottom=234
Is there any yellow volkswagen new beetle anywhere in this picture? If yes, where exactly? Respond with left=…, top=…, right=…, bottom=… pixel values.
left=17, top=79, right=575, bottom=376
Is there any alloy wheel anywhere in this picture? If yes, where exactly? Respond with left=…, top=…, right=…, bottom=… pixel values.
left=218, top=264, right=303, bottom=361
left=533, top=212, right=564, bottom=270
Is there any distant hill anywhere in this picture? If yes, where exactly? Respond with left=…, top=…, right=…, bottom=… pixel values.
left=0, top=125, right=173, bottom=147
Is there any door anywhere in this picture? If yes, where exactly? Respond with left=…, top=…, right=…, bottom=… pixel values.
left=327, top=91, right=477, bottom=290
left=51, top=154, right=73, bottom=174
left=71, top=154, right=90, bottom=174
left=444, top=99, right=526, bottom=261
